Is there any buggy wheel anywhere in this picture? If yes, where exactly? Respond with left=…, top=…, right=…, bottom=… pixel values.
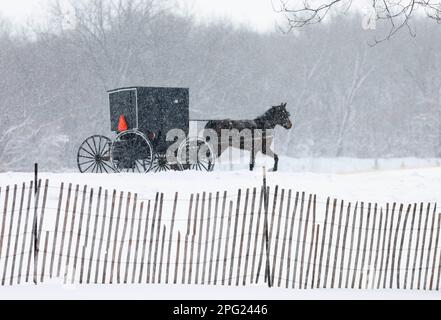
left=77, top=135, right=114, bottom=173
left=110, top=129, right=153, bottom=173
left=150, top=153, right=172, bottom=172
left=177, top=137, right=215, bottom=172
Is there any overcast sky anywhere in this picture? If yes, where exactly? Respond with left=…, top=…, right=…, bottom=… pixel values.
left=0, top=0, right=283, bottom=32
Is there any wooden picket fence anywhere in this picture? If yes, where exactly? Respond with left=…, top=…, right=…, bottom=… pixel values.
left=0, top=179, right=440, bottom=289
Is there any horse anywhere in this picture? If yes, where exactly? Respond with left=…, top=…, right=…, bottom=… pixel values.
left=204, top=103, right=292, bottom=171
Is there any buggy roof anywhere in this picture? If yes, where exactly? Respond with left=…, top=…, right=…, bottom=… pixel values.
left=107, top=86, right=189, bottom=93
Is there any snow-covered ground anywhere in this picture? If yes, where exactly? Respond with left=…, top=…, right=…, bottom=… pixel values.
left=0, top=157, right=441, bottom=300
left=2, top=157, right=441, bottom=205
left=2, top=283, right=440, bottom=300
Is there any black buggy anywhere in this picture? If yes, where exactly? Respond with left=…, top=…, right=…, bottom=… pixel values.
left=77, top=86, right=215, bottom=173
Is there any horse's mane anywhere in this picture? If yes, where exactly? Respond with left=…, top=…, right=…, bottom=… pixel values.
left=254, top=104, right=288, bottom=122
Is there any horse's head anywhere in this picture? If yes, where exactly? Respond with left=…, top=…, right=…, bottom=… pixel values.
left=271, top=103, right=292, bottom=129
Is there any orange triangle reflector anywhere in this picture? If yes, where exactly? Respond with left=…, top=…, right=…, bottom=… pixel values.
left=118, top=114, right=128, bottom=132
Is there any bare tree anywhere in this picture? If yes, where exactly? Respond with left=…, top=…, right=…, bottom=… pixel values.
left=49, top=0, right=169, bottom=89
left=334, top=51, right=373, bottom=156
left=277, top=0, right=441, bottom=43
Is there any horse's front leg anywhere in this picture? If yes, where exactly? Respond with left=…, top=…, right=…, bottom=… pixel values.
left=250, top=133, right=256, bottom=171
left=262, top=148, right=279, bottom=172
left=250, top=149, right=256, bottom=171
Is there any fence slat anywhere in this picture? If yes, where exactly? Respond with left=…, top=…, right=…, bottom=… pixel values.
left=71, top=186, right=88, bottom=283
left=36, top=180, right=49, bottom=281
left=429, top=214, right=441, bottom=290
left=345, top=202, right=358, bottom=288
left=188, top=193, right=199, bottom=284
left=109, top=191, right=124, bottom=283
left=87, top=187, right=102, bottom=283
left=338, top=202, right=351, bottom=289
left=236, top=189, right=249, bottom=286
left=277, top=189, right=291, bottom=287
left=0, top=186, right=10, bottom=272
left=214, top=191, right=227, bottom=285
left=18, top=181, right=33, bottom=284
left=417, top=203, right=430, bottom=290
left=132, top=201, right=144, bottom=283
left=152, top=193, right=164, bottom=284
left=404, top=204, right=417, bottom=289
left=196, top=192, right=206, bottom=284
left=166, top=192, right=178, bottom=284
left=2, top=185, right=17, bottom=286
left=305, top=195, right=317, bottom=289
left=158, top=225, right=166, bottom=283
left=80, top=188, right=94, bottom=283
left=202, top=192, right=212, bottom=285
left=10, top=183, right=25, bottom=285
left=366, top=204, right=377, bottom=289
left=26, top=179, right=41, bottom=283
left=124, top=193, right=137, bottom=284
left=102, top=190, right=116, bottom=284
left=182, top=233, right=189, bottom=285
left=208, top=192, right=220, bottom=285
left=359, top=203, right=371, bottom=289
left=251, top=187, right=264, bottom=285
left=323, top=198, right=336, bottom=288
left=305, top=222, right=316, bottom=289
left=372, top=208, right=383, bottom=289
left=64, top=185, right=79, bottom=283
left=181, top=194, right=193, bottom=284
left=115, top=192, right=130, bottom=283
left=352, top=202, right=365, bottom=289
left=299, top=193, right=312, bottom=288
left=255, top=187, right=270, bottom=284
left=397, top=204, right=411, bottom=289
left=146, top=192, right=159, bottom=283
left=382, top=203, right=395, bottom=288
left=40, top=231, right=50, bottom=283
left=311, top=224, right=320, bottom=288
left=49, top=183, right=64, bottom=279
left=410, top=203, right=423, bottom=289
left=377, top=208, right=388, bottom=289
left=316, top=196, right=329, bottom=288
left=266, top=186, right=278, bottom=285
left=174, top=232, right=181, bottom=284
left=138, top=200, right=151, bottom=283
left=222, top=201, right=233, bottom=285
left=332, top=200, right=344, bottom=288
left=423, top=204, right=436, bottom=290
left=94, top=189, right=108, bottom=283
left=270, top=189, right=284, bottom=286
left=229, top=190, right=241, bottom=286
left=390, top=204, right=403, bottom=289
left=285, top=191, right=299, bottom=288
left=57, top=183, right=71, bottom=278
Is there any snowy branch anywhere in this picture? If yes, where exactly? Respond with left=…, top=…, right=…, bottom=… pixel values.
left=277, top=0, right=441, bottom=43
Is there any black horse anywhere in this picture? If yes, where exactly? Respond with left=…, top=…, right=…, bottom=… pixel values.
left=204, top=103, right=292, bottom=171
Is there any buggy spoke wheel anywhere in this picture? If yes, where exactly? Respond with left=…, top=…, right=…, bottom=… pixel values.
left=110, top=129, right=153, bottom=173
left=150, top=153, right=173, bottom=173
left=77, top=135, right=113, bottom=173
left=177, top=137, right=215, bottom=172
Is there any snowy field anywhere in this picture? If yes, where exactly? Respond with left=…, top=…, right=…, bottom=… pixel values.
left=0, top=157, right=441, bottom=300
left=2, top=157, right=441, bottom=205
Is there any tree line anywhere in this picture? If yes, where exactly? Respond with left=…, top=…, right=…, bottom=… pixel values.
left=0, top=0, right=440, bottom=171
